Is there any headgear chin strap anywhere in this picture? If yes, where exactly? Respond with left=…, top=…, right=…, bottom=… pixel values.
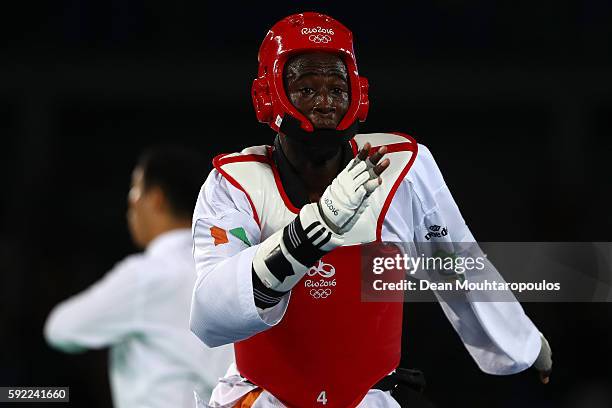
left=279, top=115, right=360, bottom=148
left=252, top=12, right=369, bottom=135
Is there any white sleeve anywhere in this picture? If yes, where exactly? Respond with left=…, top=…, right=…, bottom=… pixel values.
left=189, top=170, right=290, bottom=348
left=396, top=144, right=542, bottom=375
left=43, top=256, right=144, bottom=353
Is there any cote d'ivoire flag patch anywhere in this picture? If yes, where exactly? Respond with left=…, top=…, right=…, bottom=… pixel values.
left=210, top=226, right=252, bottom=247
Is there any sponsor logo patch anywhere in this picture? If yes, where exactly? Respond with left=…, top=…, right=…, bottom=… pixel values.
left=425, top=225, right=448, bottom=240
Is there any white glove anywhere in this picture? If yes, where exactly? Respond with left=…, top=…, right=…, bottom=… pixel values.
left=252, top=156, right=382, bottom=295
left=318, top=157, right=381, bottom=234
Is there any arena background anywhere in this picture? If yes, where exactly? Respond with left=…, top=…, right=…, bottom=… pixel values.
left=1, top=1, right=611, bottom=407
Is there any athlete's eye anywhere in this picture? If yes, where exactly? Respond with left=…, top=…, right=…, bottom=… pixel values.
left=331, top=87, right=347, bottom=95
left=300, top=88, right=314, bottom=96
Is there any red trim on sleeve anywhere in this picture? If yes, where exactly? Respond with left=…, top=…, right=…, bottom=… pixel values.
left=266, top=146, right=301, bottom=214
left=376, top=133, right=419, bottom=241
left=212, top=153, right=264, bottom=227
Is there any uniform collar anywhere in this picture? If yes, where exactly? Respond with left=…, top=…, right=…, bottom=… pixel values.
left=146, top=228, right=192, bottom=256
left=272, top=135, right=353, bottom=209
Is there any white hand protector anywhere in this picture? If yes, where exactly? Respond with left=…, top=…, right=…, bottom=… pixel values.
left=252, top=156, right=382, bottom=297
left=319, top=157, right=381, bottom=234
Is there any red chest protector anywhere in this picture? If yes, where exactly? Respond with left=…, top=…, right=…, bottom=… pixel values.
left=214, top=133, right=418, bottom=408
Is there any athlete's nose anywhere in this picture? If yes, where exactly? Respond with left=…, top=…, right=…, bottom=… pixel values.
left=313, top=90, right=335, bottom=115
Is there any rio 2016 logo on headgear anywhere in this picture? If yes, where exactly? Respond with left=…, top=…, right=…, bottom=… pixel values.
left=301, top=26, right=334, bottom=43
left=301, top=26, right=335, bottom=35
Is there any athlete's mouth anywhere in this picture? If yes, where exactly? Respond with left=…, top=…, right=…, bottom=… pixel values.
left=310, top=113, right=338, bottom=129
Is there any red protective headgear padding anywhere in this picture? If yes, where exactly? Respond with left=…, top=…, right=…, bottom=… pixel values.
left=252, top=12, right=369, bottom=133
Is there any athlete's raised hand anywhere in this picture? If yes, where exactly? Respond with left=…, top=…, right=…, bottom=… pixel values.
left=316, top=142, right=390, bottom=234
left=252, top=142, right=391, bottom=295
left=356, top=142, right=390, bottom=185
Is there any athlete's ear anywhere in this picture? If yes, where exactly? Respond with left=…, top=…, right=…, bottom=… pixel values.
left=146, top=186, right=167, bottom=214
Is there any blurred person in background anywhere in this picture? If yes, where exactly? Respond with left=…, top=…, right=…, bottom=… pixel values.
left=44, top=146, right=234, bottom=408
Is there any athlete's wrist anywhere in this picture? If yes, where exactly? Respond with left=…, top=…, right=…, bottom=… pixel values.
left=296, top=203, right=344, bottom=254
left=316, top=157, right=381, bottom=235
left=252, top=268, right=288, bottom=309
left=252, top=211, right=342, bottom=293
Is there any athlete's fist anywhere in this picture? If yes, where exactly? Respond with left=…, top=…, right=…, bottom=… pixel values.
left=317, top=143, right=389, bottom=234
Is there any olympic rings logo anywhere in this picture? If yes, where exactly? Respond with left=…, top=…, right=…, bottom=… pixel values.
left=308, top=34, right=332, bottom=44
left=307, top=260, right=336, bottom=278
left=310, top=289, right=332, bottom=299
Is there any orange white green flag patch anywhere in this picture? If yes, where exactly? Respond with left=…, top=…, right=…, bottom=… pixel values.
left=210, top=226, right=252, bottom=247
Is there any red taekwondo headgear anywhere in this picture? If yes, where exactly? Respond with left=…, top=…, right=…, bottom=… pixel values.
left=252, top=12, right=370, bottom=134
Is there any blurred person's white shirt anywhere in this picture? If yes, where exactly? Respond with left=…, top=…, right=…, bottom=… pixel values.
left=44, top=228, right=233, bottom=408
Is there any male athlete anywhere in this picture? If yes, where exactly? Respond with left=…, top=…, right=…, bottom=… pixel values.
left=190, top=12, right=552, bottom=407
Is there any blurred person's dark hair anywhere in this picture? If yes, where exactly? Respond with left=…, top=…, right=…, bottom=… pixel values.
left=137, top=146, right=206, bottom=219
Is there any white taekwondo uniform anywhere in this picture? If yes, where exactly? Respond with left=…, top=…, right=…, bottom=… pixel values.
left=44, top=229, right=234, bottom=408
left=190, top=133, right=542, bottom=407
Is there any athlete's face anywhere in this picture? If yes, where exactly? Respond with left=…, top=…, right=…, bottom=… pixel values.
left=284, top=52, right=350, bottom=129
